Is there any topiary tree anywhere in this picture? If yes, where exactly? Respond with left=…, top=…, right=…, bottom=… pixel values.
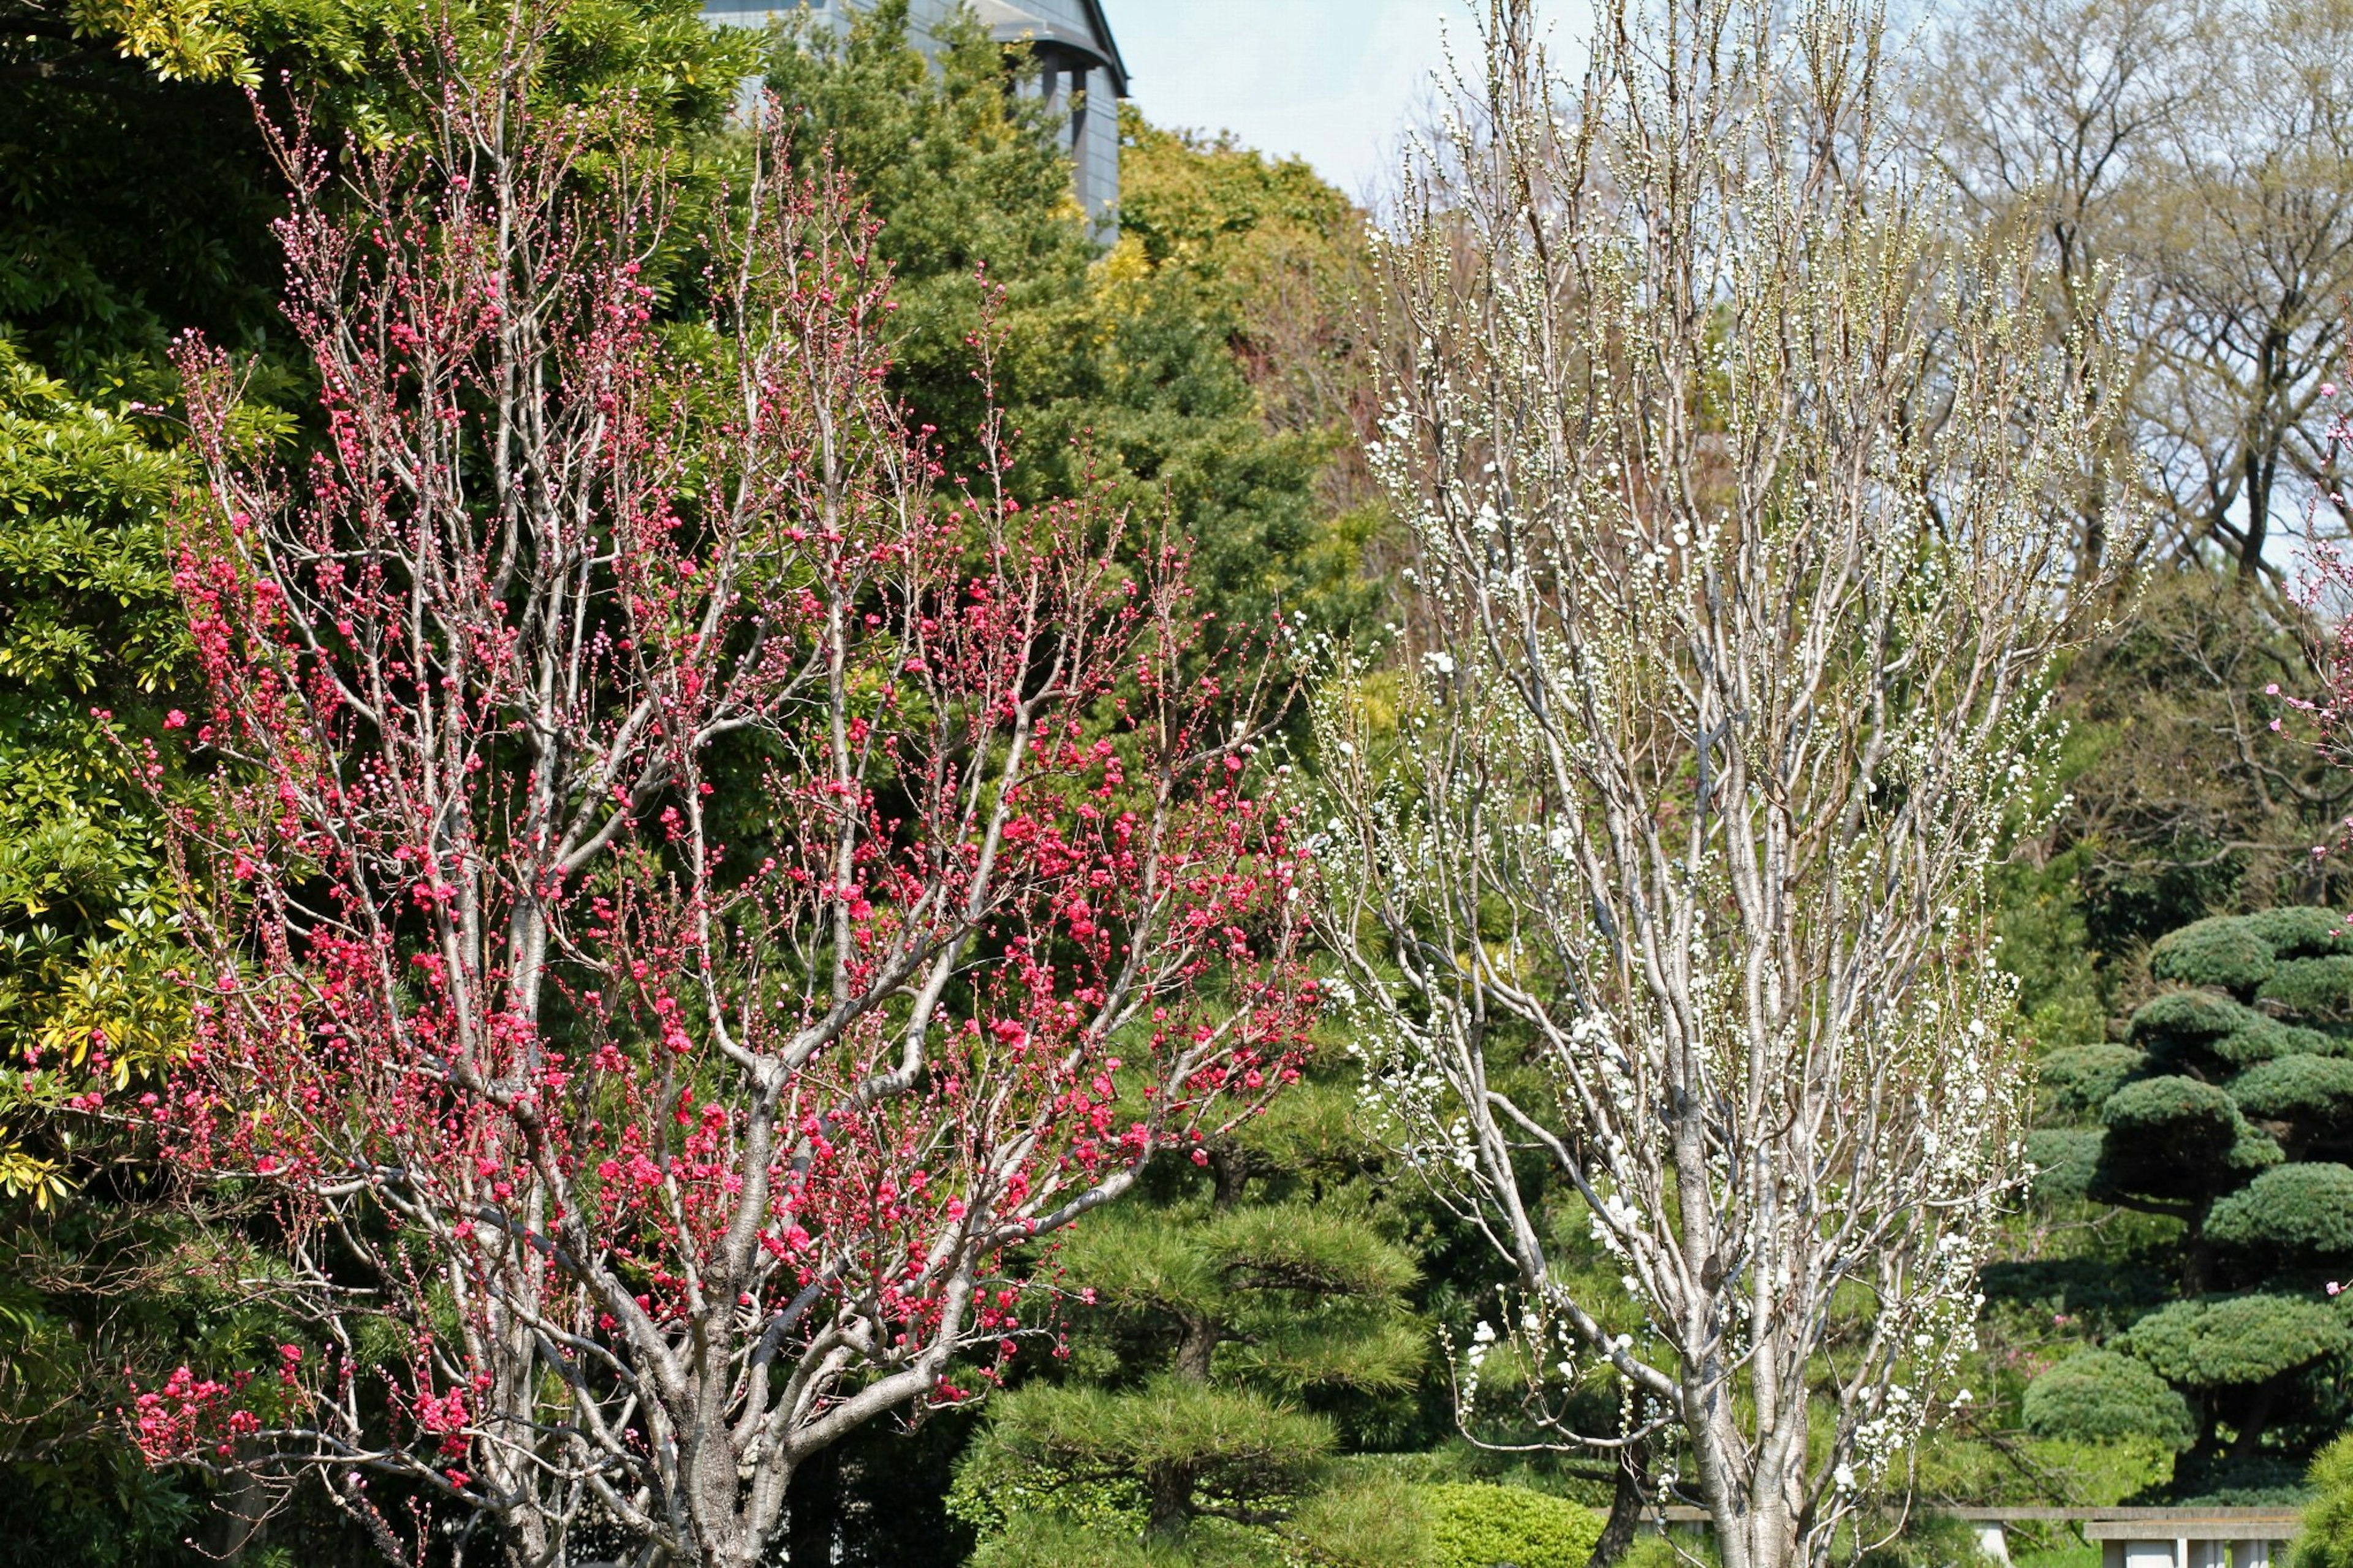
left=2022, top=907, right=2353, bottom=1487
left=950, top=1051, right=1431, bottom=1562
left=2021, top=1350, right=2197, bottom=1450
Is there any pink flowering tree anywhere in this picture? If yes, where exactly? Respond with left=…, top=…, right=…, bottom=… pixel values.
left=135, top=23, right=1309, bottom=1568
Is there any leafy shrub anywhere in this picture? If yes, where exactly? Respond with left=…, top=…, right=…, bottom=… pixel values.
left=2026, top=1128, right=2105, bottom=1203
left=2040, top=1047, right=2147, bottom=1123
left=2228, top=1059, right=2353, bottom=1133
left=2097, top=1076, right=2277, bottom=1197
left=2151, top=916, right=2277, bottom=994
left=1287, top=1478, right=1434, bottom=1567
left=2244, top=908, right=2353, bottom=962
left=2207, top=1165, right=2353, bottom=1262
left=2292, top=1433, right=2353, bottom=1568
left=2213, top=1018, right=2343, bottom=1070
left=2021, top=1350, right=2196, bottom=1450
left=2261, top=958, right=2353, bottom=1025
left=2118, top=1295, right=2347, bottom=1387
left=2129, top=992, right=2308, bottom=1072
left=1422, top=1483, right=1604, bottom=1568
left=2132, top=990, right=2267, bottom=1049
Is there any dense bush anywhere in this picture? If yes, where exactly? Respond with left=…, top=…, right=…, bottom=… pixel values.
left=2206, top=1165, right=2353, bottom=1260
left=2027, top=1127, right=2106, bottom=1202
left=1423, top=1484, right=1605, bottom=1568
left=2116, top=1296, right=2347, bottom=1388
left=2293, top=1433, right=2353, bottom=1568
left=2097, top=1075, right=2277, bottom=1199
left=2229, top=1059, right=2353, bottom=1142
left=2152, top=916, right=2279, bottom=993
left=2130, top=988, right=2265, bottom=1047
left=2244, top=909, right=2353, bottom=961
left=2021, top=1350, right=2197, bottom=1449
left=2040, top=1045, right=2148, bottom=1122
left=2259, top=957, right=2353, bottom=1024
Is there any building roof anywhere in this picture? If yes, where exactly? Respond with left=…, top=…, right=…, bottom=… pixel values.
left=968, top=0, right=1126, bottom=95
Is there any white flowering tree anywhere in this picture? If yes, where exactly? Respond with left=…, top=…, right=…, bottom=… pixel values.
left=1312, top=4, right=2132, bottom=1567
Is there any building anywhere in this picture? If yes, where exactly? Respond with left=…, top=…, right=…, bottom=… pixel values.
left=703, top=0, right=1127, bottom=233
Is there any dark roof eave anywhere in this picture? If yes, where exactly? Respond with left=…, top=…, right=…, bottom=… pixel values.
left=982, top=1, right=1126, bottom=96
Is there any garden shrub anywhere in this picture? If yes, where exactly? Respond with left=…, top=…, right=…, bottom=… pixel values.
left=2021, top=1350, right=2196, bottom=1450
left=2167, top=1453, right=2313, bottom=1507
left=2227, top=1060, right=2353, bottom=1135
left=2097, top=1076, right=2278, bottom=1199
left=2131, top=990, right=2267, bottom=1049
left=2207, top=1165, right=2353, bottom=1262
left=2292, top=1433, right=2353, bottom=1568
left=2027, top=1127, right=2105, bottom=1202
left=2211, top=1018, right=2334, bottom=1070
left=1422, top=1483, right=1604, bottom=1568
left=2041, top=1046, right=2148, bottom=1122
left=2117, top=1295, right=2347, bottom=1388
left=2260, top=957, right=2353, bottom=1025
left=2244, top=908, right=2353, bottom=961
left=2152, top=916, right=2277, bottom=994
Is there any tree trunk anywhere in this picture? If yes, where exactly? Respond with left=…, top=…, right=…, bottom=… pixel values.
left=1584, top=1420, right=1653, bottom=1568
left=1145, top=1465, right=1195, bottom=1545
left=2229, top=1378, right=2282, bottom=1460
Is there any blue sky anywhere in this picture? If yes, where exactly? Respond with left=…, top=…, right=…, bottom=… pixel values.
left=1096, top=0, right=1493, bottom=202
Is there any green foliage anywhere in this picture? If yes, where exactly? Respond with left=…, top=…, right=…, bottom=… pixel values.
left=2027, top=1127, right=2106, bottom=1202
left=1284, top=1477, right=1436, bottom=1567
left=2292, top=1433, right=2353, bottom=1568
left=2040, top=1046, right=2147, bottom=1123
left=2228, top=1060, right=2353, bottom=1132
left=2244, top=909, right=2353, bottom=961
left=2207, top=1165, right=2353, bottom=1262
left=757, top=4, right=1368, bottom=644
left=958, top=1054, right=1433, bottom=1555
left=2129, top=988, right=2265, bottom=1053
left=1, top=0, right=747, bottom=382
left=2097, top=1075, right=2278, bottom=1201
left=2260, top=957, right=2353, bottom=1025
left=983, top=1377, right=1336, bottom=1504
left=2043, top=573, right=2342, bottom=957
left=1913, top=1425, right=2178, bottom=1506
left=0, top=341, right=192, bottom=1199
left=1422, top=1483, right=1604, bottom=1568
left=2151, top=916, right=2278, bottom=994
left=2118, top=1295, right=2347, bottom=1387
left=2022, top=1350, right=2198, bottom=1449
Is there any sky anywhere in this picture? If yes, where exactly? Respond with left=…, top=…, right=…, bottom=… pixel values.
left=1094, top=0, right=1494, bottom=204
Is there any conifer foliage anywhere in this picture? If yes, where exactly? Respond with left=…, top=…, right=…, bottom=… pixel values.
left=123, top=13, right=1312, bottom=1566
left=2026, top=908, right=2353, bottom=1491
left=953, top=1062, right=1427, bottom=1561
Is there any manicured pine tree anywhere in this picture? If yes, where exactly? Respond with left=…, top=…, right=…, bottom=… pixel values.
left=2025, top=907, right=2353, bottom=1495
left=948, top=1053, right=1429, bottom=1563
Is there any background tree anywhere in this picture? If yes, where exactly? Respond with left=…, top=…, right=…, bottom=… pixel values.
left=1906, top=0, right=2353, bottom=585
left=1313, top=2, right=2130, bottom=1564
left=758, top=1, right=1376, bottom=643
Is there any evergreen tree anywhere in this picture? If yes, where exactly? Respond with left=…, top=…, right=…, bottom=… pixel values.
left=757, top=0, right=1371, bottom=641
left=2023, top=906, right=2353, bottom=1498
left=949, top=1059, right=1428, bottom=1562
